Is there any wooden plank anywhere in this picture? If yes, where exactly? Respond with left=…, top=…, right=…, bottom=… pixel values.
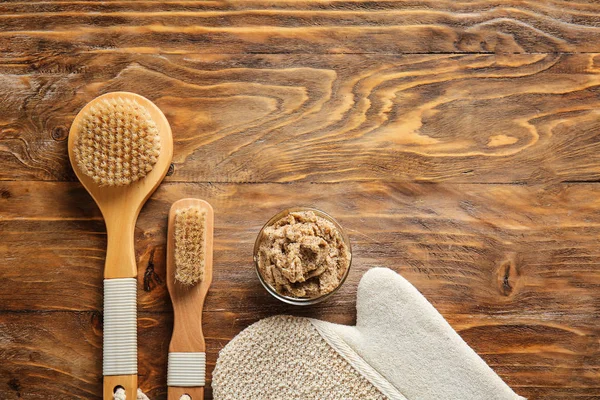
left=2, top=1, right=600, bottom=54
left=3, top=2, right=599, bottom=400
left=3, top=180, right=600, bottom=316
left=2, top=53, right=600, bottom=184
left=0, top=307, right=597, bottom=399
left=1, top=180, right=599, bottom=398
left=0, top=311, right=171, bottom=400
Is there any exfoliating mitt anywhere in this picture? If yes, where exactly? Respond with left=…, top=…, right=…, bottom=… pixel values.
left=212, top=267, right=526, bottom=400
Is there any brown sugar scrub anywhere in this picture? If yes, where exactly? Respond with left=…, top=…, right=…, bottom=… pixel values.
left=255, top=209, right=351, bottom=301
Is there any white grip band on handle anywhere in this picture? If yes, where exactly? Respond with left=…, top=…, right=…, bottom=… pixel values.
left=168, top=352, right=206, bottom=387
left=103, top=278, right=137, bottom=376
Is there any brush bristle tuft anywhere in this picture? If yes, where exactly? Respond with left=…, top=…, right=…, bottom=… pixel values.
left=174, top=206, right=206, bottom=285
left=73, top=97, right=161, bottom=186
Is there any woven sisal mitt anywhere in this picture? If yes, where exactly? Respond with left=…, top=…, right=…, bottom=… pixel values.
left=212, top=267, right=526, bottom=400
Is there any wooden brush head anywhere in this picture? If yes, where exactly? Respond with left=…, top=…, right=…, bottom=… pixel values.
left=72, top=96, right=161, bottom=187
left=167, top=198, right=214, bottom=309
left=68, top=92, right=173, bottom=202
left=174, top=206, right=207, bottom=286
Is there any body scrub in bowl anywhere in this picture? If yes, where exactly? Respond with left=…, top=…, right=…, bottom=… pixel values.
left=254, top=208, right=352, bottom=305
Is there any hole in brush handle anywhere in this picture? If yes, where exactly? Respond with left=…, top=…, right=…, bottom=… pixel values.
left=113, top=385, right=125, bottom=393
left=103, top=278, right=137, bottom=376
left=167, top=352, right=206, bottom=387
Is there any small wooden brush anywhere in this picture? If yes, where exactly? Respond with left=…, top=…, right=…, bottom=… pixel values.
left=167, top=199, right=214, bottom=400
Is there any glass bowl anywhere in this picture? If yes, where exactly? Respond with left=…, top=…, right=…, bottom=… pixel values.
left=253, top=207, right=352, bottom=306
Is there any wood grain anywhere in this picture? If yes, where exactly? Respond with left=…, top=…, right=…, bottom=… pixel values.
left=0, top=311, right=171, bottom=400
left=2, top=52, right=600, bottom=184
left=2, top=1, right=600, bottom=55
left=2, top=2, right=600, bottom=398
left=1, top=180, right=599, bottom=399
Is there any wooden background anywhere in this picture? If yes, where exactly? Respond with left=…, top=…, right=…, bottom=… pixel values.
left=1, top=1, right=600, bottom=399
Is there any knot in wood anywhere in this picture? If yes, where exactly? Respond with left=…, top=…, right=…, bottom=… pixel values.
left=51, top=126, right=68, bottom=141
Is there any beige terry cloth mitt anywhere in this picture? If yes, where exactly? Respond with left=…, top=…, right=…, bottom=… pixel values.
left=213, top=267, right=525, bottom=400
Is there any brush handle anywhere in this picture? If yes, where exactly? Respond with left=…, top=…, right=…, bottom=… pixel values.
left=103, top=278, right=137, bottom=400
left=168, top=352, right=206, bottom=399
left=103, top=213, right=138, bottom=400
left=167, top=281, right=208, bottom=400
left=168, top=386, right=204, bottom=399
left=167, top=272, right=210, bottom=400
left=105, top=376, right=137, bottom=400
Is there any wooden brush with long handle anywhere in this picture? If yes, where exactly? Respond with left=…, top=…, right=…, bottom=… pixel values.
left=68, top=92, right=173, bottom=400
left=167, top=199, right=214, bottom=400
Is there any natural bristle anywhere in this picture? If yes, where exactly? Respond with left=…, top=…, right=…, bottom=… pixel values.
left=73, top=97, right=161, bottom=186
left=174, top=206, right=206, bottom=286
